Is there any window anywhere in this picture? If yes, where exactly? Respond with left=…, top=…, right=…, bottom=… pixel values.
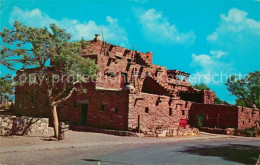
left=249, top=119, right=251, bottom=123
left=169, top=108, right=172, bottom=116
left=242, top=121, right=245, bottom=125
left=145, top=107, right=149, bottom=113
left=121, top=73, right=127, bottom=88
left=114, top=108, right=118, bottom=114
left=46, top=101, right=49, bottom=107
left=30, top=95, right=34, bottom=103
left=73, top=102, right=77, bottom=108
left=181, top=110, right=185, bottom=116
left=101, top=105, right=105, bottom=112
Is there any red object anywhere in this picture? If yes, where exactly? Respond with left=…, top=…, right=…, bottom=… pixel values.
left=179, top=119, right=187, bottom=128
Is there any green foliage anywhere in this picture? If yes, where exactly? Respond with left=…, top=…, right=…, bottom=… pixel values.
left=193, top=83, right=209, bottom=90
left=52, top=40, right=99, bottom=77
left=237, top=127, right=259, bottom=137
left=0, top=74, right=13, bottom=103
left=214, top=98, right=228, bottom=105
left=225, top=71, right=260, bottom=109
left=0, top=21, right=99, bottom=104
left=235, top=98, right=246, bottom=107
left=0, top=21, right=98, bottom=77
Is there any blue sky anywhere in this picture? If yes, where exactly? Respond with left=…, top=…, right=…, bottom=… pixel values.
left=0, top=0, right=260, bottom=103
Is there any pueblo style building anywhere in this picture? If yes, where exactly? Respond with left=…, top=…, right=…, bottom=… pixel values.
left=14, top=34, right=259, bottom=133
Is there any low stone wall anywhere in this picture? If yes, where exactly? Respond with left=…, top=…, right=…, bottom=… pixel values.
left=199, top=127, right=235, bottom=135
left=69, top=125, right=199, bottom=137
left=0, top=115, right=49, bottom=136
left=143, top=127, right=199, bottom=137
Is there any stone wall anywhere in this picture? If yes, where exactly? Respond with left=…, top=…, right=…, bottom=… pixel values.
left=128, top=92, right=191, bottom=132
left=238, top=106, right=259, bottom=129
left=144, top=127, right=199, bottom=137
left=179, top=89, right=216, bottom=104
left=0, top=115, right=49, bottom=136
left=190, top=103, right=259, bottom=129
left=62, top=82, right=130, bottom=130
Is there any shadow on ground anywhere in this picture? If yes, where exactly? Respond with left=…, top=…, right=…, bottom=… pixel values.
left=180, top=144, right=260, bottom=165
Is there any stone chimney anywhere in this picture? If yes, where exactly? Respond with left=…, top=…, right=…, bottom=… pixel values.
left=93, top=34, right=100, bottom=41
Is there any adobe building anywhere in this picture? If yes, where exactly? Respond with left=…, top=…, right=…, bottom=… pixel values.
left=14, top=34, right=259, bottom=133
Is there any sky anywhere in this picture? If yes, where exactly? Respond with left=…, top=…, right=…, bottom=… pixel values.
left=0, top=0, right=260, bottom=103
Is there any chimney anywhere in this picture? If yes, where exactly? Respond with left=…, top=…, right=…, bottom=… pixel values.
left=94, top=34, right=100, bottom=41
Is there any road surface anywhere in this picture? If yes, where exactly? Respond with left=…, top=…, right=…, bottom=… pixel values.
left=1, top=137, right=259, bottom=165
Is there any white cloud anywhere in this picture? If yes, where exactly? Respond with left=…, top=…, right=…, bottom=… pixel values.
left=209, top=50, right=226, bottom=59
left=207, top=8, right=260, bottom=42
left=190, top=51, right=234, bottom=84
left=136, top=8, right=195, bottom=45
left=206, top=8, right=260, bottom=73
left=9, top=7, right=128, bottom=46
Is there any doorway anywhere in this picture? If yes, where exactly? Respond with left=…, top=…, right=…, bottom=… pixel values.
left=80, top=104, right=88, bottom=125
left=196, top=114, right=205, bottom=127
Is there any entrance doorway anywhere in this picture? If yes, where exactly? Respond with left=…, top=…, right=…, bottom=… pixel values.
left=196, top=114, right=205, bottom=127
left=80, top=104, right=88, bottom=125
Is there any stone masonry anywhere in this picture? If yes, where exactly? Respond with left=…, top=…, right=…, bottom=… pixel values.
left=0, top=115, right=49, bottom=136
left=14, top=34, right=259, bottom=134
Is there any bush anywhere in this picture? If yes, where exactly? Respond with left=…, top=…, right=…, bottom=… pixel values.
left=245, top=130, right=254, bottom=137
left=237, top=128, right=259, bottom=137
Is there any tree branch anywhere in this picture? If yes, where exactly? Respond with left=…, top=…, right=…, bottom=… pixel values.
left=53, top=87, right=76, bottom=106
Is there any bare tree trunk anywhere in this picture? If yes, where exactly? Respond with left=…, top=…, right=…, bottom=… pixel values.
left=52, top=105, right=59, bottom=139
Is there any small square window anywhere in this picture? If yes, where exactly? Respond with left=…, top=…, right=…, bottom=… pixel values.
left=114, top=108, right=118, bottom=114
left=169, top=108, right=172, bottom=116
left=101, top=105, right=105, bottom=112
left=73, top=102, right=77, bottom=108
left=181, top=110, right=185, bottom=116
left=145, top=107, right=149, bottom=113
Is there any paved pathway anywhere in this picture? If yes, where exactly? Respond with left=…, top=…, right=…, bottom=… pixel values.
left=1, top=130, right=258, bottom=154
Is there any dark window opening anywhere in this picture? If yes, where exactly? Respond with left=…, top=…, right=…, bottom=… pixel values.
left=169, top=108, right=172, bottom=116
left=115, top=56, right=122, bottom=60
left=101, top=105, right=105, bottom=112
left=121, top=73, right=128, bottom=88
left=145, top=107, right=149, bottom=113
left=30, top=95, right=34, bottom=103
left=46, top=101, right=49, bottom=107
left=73, top=102, right=77, bottom=108
left=242, top=121, right=244, bottom=125
left=249, top=119, right=251, bottom=123
left=114, top=108, right=118, bottom=114
left=181, top=110, right=185, bottom=116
